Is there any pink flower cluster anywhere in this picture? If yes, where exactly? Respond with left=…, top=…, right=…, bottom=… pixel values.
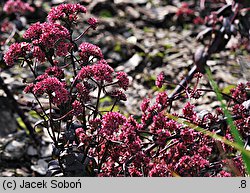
left=77, top=59, right=129, bottom=99
left=230, top=82, right=250, bottom=139
left=3, top=0, right=34, bottom=15
left=230, top=83, right=248, bottom=103
left=193, top=17, right=204, bottom=25
left=47, top=3, right=87, bottom=23
left=72, top=100, right=83, bottom=116
left=156, top=72, right=165, bottom=88
left=71, top=78, right=248, bottom=177
left=100, top=112, right=126, bottom=137
left=1, top=21, right=14, bottom=33
left=4, top=1, right=248, bottom=177
left=75, top=128, right=92, bottom=145
left=23, top=22, right=71, bottom=58
left=87, top=17, right=98, bottom=29
left=116, top=72, right=129, bottom=90
left=182, top=102, right=197, bottom=120
left=91, top=59, right=114, bottom=82
left=78, top=42, right=103, bottom=63
left=78, top=59, right=113, bottom=82
left=4, top=42, right=31, bottom=66
left=148, top=160, right=171, bottom=177
left=174, top=155, right=209, bottom=176
left=76, top=82, right=91, bottom=103
left=176, top=3, right=194, bottom=17
left=24, top=74, right=69, bottom=106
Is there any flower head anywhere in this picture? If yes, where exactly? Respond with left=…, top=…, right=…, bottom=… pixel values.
left=174, top=155, right=209, bottom=176
left=32, top=46, right=46, bottom=62
left=23, top=22, right=71, bottom=57
left=76, top=82, right=91, bottom=102
left=55, top=42, right=73, bottom=56
left=1, top=21, right=14, bottom=33
left=78, top=42, right=103, bottom=63
left=4, top=42, right=31, bottom=66
left=32, top=76, right=69, bottom=106
left=87, top=17, right=98, bottom=29
left=140, top=98, right=150, bottom=112
left=176, top=2, right=194, bottom=17
left=3, top=0, right=34, bottom=15
left=92, top=59, right=114, bottom=82
left=75, top=128, right=92, bottom=145
left=155, top=129, right=171, bottom=146
left=156, top=72, right=165, bottom=88
left=75, top=127, right=84, bottom=137
left=193, top=17, right=204, bottom=25
left=152, top=112, right=167, bottom=131
left=24, top=83, right=34, bottom=93
left=230, top=83, right=248, bottom=103
left=182, top=102, right=197, bottom=120
left=77, top=66, right=93, bottom=80
left=72, top=100, right=83, bottom=116
left=116, top=72, right=129, bottom=90
left=47, top=3, right=87, bottom=23
left=217, top=171, right=232, bottom=177
left=156, top=91, right=168, bottom=107
left=101, top=112, right=126, bottom=137
left=149, top=161, right=171, bottom=177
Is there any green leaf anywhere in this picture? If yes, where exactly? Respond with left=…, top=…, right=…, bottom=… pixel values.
left=99, top=105, right=119, bottom=114
left=17, top=117, right=26, bottom=129
left=100, top=10, right=113, bottom=18
left=100, top=96, right=112, bottom=103
left=29, top=110, right=41, bottom=119
left=114, top=42, right=122, bottom=52
left=222, top=85, right=236, bottom=95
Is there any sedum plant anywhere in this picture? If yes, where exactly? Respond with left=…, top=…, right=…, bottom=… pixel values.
left=2, top=1, right=250, bottom=177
